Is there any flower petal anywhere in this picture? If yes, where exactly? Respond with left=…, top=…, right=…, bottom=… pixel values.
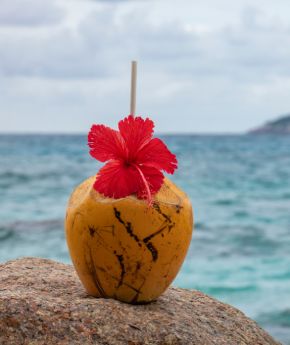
left=93, top=160, right=139, bottom=199
left=118, top=115, right=154, bottom=159
left=135, top=165, right=164, bottom=200
left=93, top=160, right=164, bottom=201
left=88, top=124, right=127, bottom=162
left=136, top=138, right=178, bottom=174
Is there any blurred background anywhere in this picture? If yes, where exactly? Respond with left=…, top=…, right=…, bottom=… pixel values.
left=0, top=0, right=290, bottom=343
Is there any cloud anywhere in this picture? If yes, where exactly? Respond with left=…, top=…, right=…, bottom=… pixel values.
left=0, top=28, right=108, bottom=78
left=1, top=0, right=290, bottom=132
left=0, top=0, right=64, bottom=27
left=1, top=2, right=290, bottom=83
left=92, top=0, right=133, bottom=1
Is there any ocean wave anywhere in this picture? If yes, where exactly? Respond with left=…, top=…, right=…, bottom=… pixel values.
left=193, top=222, right=206, bottom=230
left=257, top=309, right=290, bottom=327
left=0, top=171, right=30, bottom=183
left=258, top=310, right=290, bottom=344
left=213, top=199, right=236, bottom=206
left=0, top=219, right=63, bottom=239
left=0, top=228, right=14, bottom=241
left=281, top=192, right=290, bottom=199
left=0, top=171, right=68, bottom=182
left=202, top=285, right=257, bottom=295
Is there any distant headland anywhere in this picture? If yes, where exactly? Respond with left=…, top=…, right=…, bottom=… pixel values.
left=249, top=114, right=290, bottom=134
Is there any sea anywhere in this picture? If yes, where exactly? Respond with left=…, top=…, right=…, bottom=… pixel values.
left=0, top=134, right=289, bottom=344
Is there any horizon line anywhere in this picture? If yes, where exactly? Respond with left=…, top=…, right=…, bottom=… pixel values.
left=0, top=131, right=247, bottom=136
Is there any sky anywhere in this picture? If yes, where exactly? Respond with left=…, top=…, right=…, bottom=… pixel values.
left=1, top=0, right=290, bottom=133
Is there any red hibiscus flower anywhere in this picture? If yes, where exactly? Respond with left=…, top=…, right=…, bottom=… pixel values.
left=88, top=115, right=178, bottom=203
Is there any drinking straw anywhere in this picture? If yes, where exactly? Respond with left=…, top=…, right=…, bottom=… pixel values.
left=130, top=61, right=137, bottom=116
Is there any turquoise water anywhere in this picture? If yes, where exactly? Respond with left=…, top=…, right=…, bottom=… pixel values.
left=0, top=134, right=290, bottom=344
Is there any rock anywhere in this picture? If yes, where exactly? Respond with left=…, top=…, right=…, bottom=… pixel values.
left=0, top=257, right=281, bottom=345
left=249, top=114, right=290, bottom=134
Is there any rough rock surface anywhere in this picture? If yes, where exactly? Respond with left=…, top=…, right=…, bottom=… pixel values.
left=0, top=257, right=281, bottom=345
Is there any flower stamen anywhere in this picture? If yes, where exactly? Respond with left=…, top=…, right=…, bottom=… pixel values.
left=133, top=164, right=152, bottom=205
